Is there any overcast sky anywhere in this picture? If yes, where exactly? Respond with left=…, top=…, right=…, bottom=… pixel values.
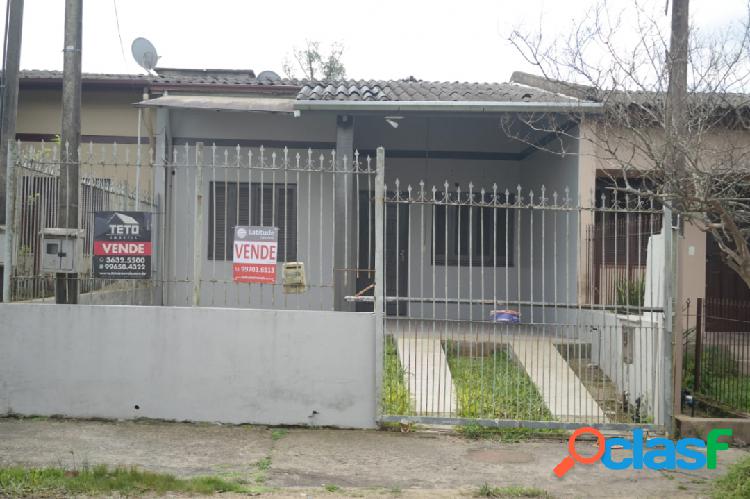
left=3, top=0, right=748, bottom=82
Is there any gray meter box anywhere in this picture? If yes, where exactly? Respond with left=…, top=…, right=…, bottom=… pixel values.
left=40, top=228, right=85, bottom=273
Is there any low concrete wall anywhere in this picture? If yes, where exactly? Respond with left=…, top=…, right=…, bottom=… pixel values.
left=0, top=304, right=376, bottom=428
left=676, top=415, right=750, bottom=446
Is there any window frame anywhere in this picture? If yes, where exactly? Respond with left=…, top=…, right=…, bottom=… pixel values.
left=432, top=195, right=515, bottom=268
left=207, top=181, right=297, bottom=262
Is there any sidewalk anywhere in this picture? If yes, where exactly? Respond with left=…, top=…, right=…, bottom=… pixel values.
left=0, top=418, right=746, bottom=498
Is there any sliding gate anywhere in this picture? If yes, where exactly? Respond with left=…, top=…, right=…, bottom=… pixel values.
left=375, top=174, right=672, bottom=431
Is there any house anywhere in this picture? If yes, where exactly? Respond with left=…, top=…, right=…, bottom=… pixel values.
left=10, top=67, right=722, bottom=427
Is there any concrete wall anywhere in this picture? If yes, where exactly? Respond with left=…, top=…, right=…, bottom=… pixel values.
left=0, top=303, right=376, bottom=428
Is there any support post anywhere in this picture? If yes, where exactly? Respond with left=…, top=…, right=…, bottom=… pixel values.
left=154, top=107, right=170, bottom=306
left=2, top=140, right=15, bottom=302
left=694, top=297, right=703, bottom=392
left=192, top=143, right=204, bottom=307
left=0, top=0, right=24, bottom=226
left=334, top=114, right=355, bottom=311
left=374, top=147, right=385, bottom=420
left=56, top=0, right=83, bottom=304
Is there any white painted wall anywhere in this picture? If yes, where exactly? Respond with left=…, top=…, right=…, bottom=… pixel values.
left=0, top=303, right=376, bottom=428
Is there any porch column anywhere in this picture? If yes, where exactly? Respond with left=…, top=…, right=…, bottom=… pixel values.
left=334, top=114, right=356, bottom=311
left=153, top=107, right=172, bottom=306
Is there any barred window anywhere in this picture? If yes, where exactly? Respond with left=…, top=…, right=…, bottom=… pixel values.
left=208, top=182, right=297, bottom=261
left=433, top=197, right=514, bottom=267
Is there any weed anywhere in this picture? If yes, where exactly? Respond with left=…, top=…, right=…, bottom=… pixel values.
left=712, top=455, right=750, bottom=499
left=0, top=465, right=268, bottom=496
left=256, top=457, right=272, bottom=471
left=324, top=483, right=341, bottom=492
left=271, top=428, right=288, bottom=441
left=457, top=424, right=565, bottom=442
left=383, top=337, right=412, bottom=415
left=477, top=483, right=549, bottom=497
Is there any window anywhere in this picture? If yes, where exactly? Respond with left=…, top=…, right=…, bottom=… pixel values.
left=433, top=198, right=513, bottom=266
left=208, top=182, right=297, bottom=261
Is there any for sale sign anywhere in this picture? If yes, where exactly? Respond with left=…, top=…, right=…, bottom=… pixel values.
left=93, top=211, right=152, bottom=279
left=233, top=226, right=278, bottom=284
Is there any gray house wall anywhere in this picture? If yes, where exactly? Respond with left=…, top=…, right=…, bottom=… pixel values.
left=161, top=109, right=581, bottom=318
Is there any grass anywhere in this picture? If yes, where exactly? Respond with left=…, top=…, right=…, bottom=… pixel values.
left=457, top=423, right=565, bottom=442
left=383, top=336, right=412, bottom=415
left=271, top=428, right=288, bottom=441
left=446, top=342, right=552, bottom=421
left=477, top=483, right=550, bottom=497
left=324, top=483, right=341, bottom=492
left=683, top=346, right=750, bottom=412
left=712, top=455, right=750, bottom=499
left=0, top=464, right=266, bottom=497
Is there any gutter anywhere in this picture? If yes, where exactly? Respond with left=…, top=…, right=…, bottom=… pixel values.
left=293, top=100, right=603, bottom=113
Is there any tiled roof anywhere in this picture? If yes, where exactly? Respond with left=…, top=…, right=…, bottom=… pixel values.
left=20, top=69, right=149, bottom=82
left=18, top=69, right=298, bottom=87
left=297, top=79, right=579, bottom=102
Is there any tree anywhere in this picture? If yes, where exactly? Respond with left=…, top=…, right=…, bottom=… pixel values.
left=506, top=0, right=750, bottom=288
left=283, top=40, right=347, bottom=81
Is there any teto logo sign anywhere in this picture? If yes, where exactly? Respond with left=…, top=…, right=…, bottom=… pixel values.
left=553, top=427, right=732, bottom=477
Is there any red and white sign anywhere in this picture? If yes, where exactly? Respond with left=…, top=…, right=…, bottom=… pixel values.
left=232, top=226, right=278, bottom=284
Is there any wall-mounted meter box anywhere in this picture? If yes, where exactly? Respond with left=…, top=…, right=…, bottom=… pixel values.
left=40, top=228, right=85, bottom=273
left=282, top=262, right=307, bottom=294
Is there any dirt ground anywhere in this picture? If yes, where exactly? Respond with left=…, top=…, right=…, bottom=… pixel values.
left=0, top=418, right=747, bottom=498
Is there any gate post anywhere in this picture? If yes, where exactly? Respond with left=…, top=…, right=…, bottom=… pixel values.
left=374, top=147, right=385, bottom=420
left=662, top=204, right=675, bottom=435
left=694, top=297, right=703, bottom=392
left=2, top=140, right=15, bottom=302
left=192, top=142, right=204, bottom=307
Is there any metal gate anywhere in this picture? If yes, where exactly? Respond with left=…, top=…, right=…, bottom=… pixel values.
left=373, top=160, right=672, bottom=431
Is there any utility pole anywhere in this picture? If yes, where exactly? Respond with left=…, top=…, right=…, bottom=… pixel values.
left=0, top=0, right=25, bottom=226
left=56, top=0, right=82, bottom=304
left=665, top=0, right=689, bottom=427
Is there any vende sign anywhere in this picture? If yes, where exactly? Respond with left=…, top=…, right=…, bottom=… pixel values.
left=93, top=211, right=152, bottom=279
left=233, top=226, right=278, bottom=284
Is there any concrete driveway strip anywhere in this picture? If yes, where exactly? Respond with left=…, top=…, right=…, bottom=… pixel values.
left=0, top=418, right=748, bottom=498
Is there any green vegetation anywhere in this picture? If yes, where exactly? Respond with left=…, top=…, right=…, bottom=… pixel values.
left=271, top=428, right=288, bottom=441
left=457, top=423, right=564, bottom=442
left=382, top=336, right=412, bottom=415
left=713, top=455, right=750, bottom=499
left=615, top=277, right=645, bottom=311
left=256, top=457, right=271, bottom=472
left=683, top=346, right=750, bottom=412
left=477, top=483, right=550, bottom=497
left=446, top=343, right=552, bottom=421
left=0, top=465, right=266, bottom=497
left=324, top=483, right=341, bottom=492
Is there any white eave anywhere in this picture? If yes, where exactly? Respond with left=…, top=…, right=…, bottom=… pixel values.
left=135, top=95, right=296, bottom=114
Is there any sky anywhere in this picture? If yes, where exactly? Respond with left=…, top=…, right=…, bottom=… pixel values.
left=3, top=0, right=749, bottom=83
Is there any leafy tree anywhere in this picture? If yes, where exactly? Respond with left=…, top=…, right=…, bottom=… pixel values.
left=283, top=40, right=346, bottom=81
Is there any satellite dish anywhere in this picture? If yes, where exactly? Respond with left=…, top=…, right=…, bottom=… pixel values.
left=131, top=37, right=159, bottom=73
left=258, top=70, right=281, bottom=82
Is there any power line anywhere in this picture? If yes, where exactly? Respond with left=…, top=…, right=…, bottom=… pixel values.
left=112, top=0, right=126, bottom=61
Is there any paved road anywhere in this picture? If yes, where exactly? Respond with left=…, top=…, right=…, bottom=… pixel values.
left=0, top=418, right=747, bottom=497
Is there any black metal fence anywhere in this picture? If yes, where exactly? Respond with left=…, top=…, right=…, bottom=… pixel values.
left=683, top=298, right=750, bottom=414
